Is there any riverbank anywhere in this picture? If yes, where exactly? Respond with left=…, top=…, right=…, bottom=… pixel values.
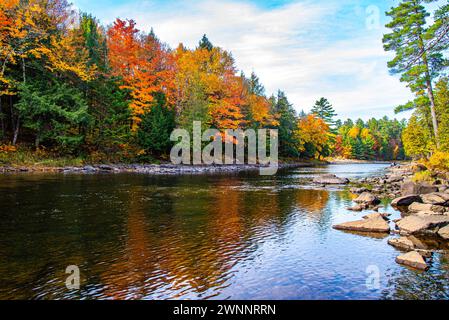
left=332, top=163, right=449, bottom=271
left=0, top=162, right=317, bottom=175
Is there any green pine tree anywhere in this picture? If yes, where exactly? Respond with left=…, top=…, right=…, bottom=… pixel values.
left=311, top=97, right=337, bottom=128
left=137, top=93, right=176, bottom=158
left=383, top=0, right=448, bottom=147
left=198, top=34, right=213, bottom=51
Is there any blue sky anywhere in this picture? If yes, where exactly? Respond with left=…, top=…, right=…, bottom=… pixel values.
left=70, top=0, right=436, bottom=120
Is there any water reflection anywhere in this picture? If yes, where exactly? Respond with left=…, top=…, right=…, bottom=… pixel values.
left=0, top=164, right=448, bottom=300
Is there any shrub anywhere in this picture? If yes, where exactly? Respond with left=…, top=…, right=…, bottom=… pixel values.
left=426, top=151, right=449, bottom=172
left=412, top=170, right=435, bottom=183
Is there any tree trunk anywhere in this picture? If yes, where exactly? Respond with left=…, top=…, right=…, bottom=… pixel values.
left=35, top=135, right=40, bottom=150
left=416, top=13, right=439, bottom=148
left=13, top=117, right=19, bottom=145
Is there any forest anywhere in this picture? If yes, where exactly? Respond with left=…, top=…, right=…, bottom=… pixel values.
left=0, top=0, right=447, bottom=166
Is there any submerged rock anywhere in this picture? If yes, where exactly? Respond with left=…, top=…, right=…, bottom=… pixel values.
left=396, top=251, right=429, bottom=271
left=333, top=216, right=390, bottom=233
left=313, top=174, right=349, bottom=185
left=391, top=195, right=422, bottom=207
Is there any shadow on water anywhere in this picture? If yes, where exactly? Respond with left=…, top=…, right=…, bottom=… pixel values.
left=0, top=163, right=448, bottom=300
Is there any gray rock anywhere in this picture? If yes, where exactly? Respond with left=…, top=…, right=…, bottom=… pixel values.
left=313, top=174, right=349, bottom=185
left=438, top=225, right=449, bottom=240
left=350, top=187, right=369, bottom=194
left=401, top=181, right=439, bottom=196
left=354, top=192, right=381, bottom=205
left=347, top=205, right=365, bottom=212
left=363, top=212, right=390, bottom=220
left=391, top=195, right=422, bottom=207
left=333, top=216, right=390, bottom=233
left=408, top=202, right=447, bottom=214
left=396, top=251, right=429, bottom=270
left=421, top=193, right=449, bottom=206
left=388, top=237, right=415, bottom=251
left=396, top=215, right=449, bottom=235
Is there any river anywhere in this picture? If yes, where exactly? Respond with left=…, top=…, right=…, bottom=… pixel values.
left=0, top=163, right=448, bottom=300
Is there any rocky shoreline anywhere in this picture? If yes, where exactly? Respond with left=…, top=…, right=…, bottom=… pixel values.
left=0, top=163, right=309, bottom=175
left=325, top=163, right=449, bottom=271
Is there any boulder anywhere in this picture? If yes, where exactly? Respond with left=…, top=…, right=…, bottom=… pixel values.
left=396, top=215, right=449, bottom=235
left=408, top=202, right=447, bottom=214
left=313, top=174, right=349, bottom=185
left=347, top=205, right=365, bottom=212
left=421, top=193, right=449, bottom=206
left=388, top=237, right=415, bottom=251
left=83, top=165, right=96, bottom=172
left=333, top=216, right=390, bottom=233
left=401, top=181, right=439, bottom=196
left=396, top=251, right=429, bottom=271
left=98, top=164, right=114, bottom=171
left=387, top=175, right=404, bottom=183
left=438, top=225, right=449, bottom=240
left=350, top=187, right=369, bottom=194
left=354, top=192, right=381, bottom=205
left=363, top=212, right=390, bottom=220
left=391, top=195, right=422, bottom=207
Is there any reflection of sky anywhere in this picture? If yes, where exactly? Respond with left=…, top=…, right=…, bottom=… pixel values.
left=72, top=0, right=445, bottom=120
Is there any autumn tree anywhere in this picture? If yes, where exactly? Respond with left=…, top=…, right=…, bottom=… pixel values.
left=295, top=114, right=331, bottom=159
left=107, top=19, right=174, bottom=130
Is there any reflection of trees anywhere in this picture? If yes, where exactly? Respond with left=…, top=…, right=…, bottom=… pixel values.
left=295, top=189, right=329, bottom=215
left=98, top=176, right=300, bottom=299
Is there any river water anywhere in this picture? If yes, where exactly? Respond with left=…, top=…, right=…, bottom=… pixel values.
left=0, top=163, right=448, bottom=300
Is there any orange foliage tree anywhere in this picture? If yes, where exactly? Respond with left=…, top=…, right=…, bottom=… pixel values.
left=107, top=19, right=175, bottom=131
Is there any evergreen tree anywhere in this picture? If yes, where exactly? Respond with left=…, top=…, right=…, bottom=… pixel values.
left=311, top=97, right=337, bottom=128
left=137, top=93, right=176, bottom=158
left=16, top=77, right=89, bottom=152
left=383, top=0, right=448, bottom=147
left=198, top=34, right=213, bottom=51
left=272, top=91, right=298, bottom=158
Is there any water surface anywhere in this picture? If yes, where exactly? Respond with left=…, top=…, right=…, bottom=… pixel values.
left=0, top=163, right=448, bottom=300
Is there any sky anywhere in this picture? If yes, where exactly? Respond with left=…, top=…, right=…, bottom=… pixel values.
left=69, top=0, right=429, bottom=121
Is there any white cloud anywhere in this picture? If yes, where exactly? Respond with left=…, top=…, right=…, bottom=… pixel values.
left=74, top=0, right=414, bottom=120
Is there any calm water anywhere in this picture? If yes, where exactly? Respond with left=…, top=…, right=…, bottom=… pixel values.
left=1, top=163, right=448, bottom=300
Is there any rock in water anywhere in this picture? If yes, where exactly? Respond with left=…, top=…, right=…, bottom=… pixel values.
left=333, top=217, right=390, bottom=233
left=354, top=192, right=381, bottom=206
left=388, top=237, right=415, bottom=251
left=391, top=195, right=422, bottom=207
left=396, top=215, right=449, bottom=235
left=438, top=225, right=449, bottom=240
left=350, top=187, right=369, bottom=194
left=396, top=251, right=429, bottom=271
left=313, top=174, right=349, bottom=185
left=408, top=202, right=447, bottom=214
left=347, top=205, right=365, bottom=212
